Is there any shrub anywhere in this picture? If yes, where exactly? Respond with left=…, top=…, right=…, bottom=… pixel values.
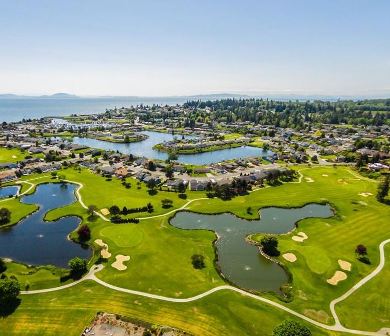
left=77, top=225, right=91, bottom=241
left=260, top=235, right=280, bottom=257
left=0, top=208, right=11, bottom=225
left=68, top=257, right=87, bottom=276
left=273, top=320, right=311, bottom=336
left=191, top=254, right=206, bottom=269
left=0, top=278, right=20, bottom=303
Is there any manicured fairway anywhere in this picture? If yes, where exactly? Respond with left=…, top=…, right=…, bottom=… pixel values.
left=0, top=198, right=37, bottom=227
left=0, top=147, right=27, bottom=163
left=335, top=244, right=390, bottom=331
left=1, top=165, right=389, bottom=335
left=0, top=282, right=344, bottom=336
left=100, top=225, right=144, bottom=247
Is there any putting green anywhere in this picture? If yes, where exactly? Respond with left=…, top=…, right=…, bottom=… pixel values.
left=100, top=225, right=144, bottom=248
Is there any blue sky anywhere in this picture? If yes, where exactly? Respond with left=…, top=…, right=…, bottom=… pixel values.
left=0, top=0, right=389, bottom=96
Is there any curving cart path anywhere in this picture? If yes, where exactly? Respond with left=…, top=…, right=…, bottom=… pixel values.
left=21, top=238, right=390, bottom=336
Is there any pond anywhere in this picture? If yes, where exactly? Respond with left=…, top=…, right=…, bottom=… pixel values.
left=72, top=131, right=271, bottom=165
left=170, top=203, right=333, bottom=293
left=0, top=186, right=20, bottom=199
left=0, top=183, right=90, bottom=267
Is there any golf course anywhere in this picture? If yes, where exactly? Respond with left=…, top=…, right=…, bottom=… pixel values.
left=0, top=165, right=389, bottom=335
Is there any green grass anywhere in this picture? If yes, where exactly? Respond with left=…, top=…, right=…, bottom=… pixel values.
left=185, top=166, right=389, bottom=324
left=100, top=225, right=144, bottom=247
left=0, top=282, right=344, bottom=336
left=1, top=262, right=71, bottom=290
left=336, top=244, right=390, bottom=331
left=54, top=167, right=205, bottom=218
left=0, top=198, right=37, bottom=227
left=0, top=148, right=27, bottom=163
left=1, top=165, right=389, bottom=334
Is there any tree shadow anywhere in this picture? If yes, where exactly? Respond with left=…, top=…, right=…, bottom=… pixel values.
left=0, top=298, right=21, bottom=317
left=148, top=189, right=158, bottom=196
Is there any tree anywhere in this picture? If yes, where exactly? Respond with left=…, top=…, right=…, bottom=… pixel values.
left=77, top=225, right=91, bottom=241
left=161, top=199, right=173, bottom=208
left=377, top=175, right=389, bottom=203
left=191, top=254, right=205, bottom=269
left=165, top=165, right=174, bottom=178
left=124, top=135, right=130, bottom=143
left=0, top=208, right=11, bottom=225
left=273, top=320, right=311, bottom=336
left=167, top=151, right=178, bottom=161
left=0, top=258, right=6, bottom=273
left=355, top=244, right=367, bottom=256
left=0, top=278, right=20, bottom=303
left=260, top=235, right=280, bottom=256
left=87, top=205, right=97, bottom=217
left=147, top=160, right=156, bottom=171
left=109, top=205, right=120, bottom=215
left=68, top=257, right=87, bottom=276
left=355, top=244, right=370, bottom=264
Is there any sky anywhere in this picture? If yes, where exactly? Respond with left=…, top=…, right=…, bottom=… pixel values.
left=0, top=0, right=389, bottom=97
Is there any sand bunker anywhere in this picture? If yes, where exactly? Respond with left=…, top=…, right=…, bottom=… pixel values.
left=112, top=255, right=130, bottom=271
left=283, top=253, right=297, bottom=262
left=322, top=174, right=329, bottom=177
left=327, top=271, right=347, bottom=285
left=305, top=177, right=314, bottom=183
left=95, top=239, right=111, bottom=259
left=359, top=192, right=373, bottom=197
left=292, top=232, right=308, bottom=242
left=100, top=208, right=110, bottom=216
left=338, top=260, right=352, bottom=271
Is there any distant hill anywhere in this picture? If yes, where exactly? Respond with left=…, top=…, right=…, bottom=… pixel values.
left=0, top=93, right=79, bottom=99
left=41, top=93, right=79, bottom=98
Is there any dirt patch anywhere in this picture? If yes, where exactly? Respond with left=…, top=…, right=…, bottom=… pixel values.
left=304, top=309, right=330, bottom=324
left=94, top=239, right=111, bottom=259
left=83, top=312, right=188, bottom=336
left=338, top=259, right=352, bottom=271
left=359, top=192, right=373, bottom=197
left=337, top=179, right=348, bottom=185
left=112, top=255, right=130, bottom=271
left=292, top=232, right=308, bottom=242
left=327, top=270, right=347, bottom=285
left=305, top=177, right=314, bottom=183
left=100, top=208, right=110, bottom=216
left=282, top=253, right=297, bottom=262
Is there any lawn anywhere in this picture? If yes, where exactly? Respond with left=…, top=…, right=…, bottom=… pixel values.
left=0, top=281, right=344, bottom=336
left=0, top=198, right=37, bottom=227
left=1, top=165, right=389, bottom=335
left=335, top=244, right=390, bottom=331
left=0, top=147, right=27, bottom=163
left=185, top=166, right=389, bottom=326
